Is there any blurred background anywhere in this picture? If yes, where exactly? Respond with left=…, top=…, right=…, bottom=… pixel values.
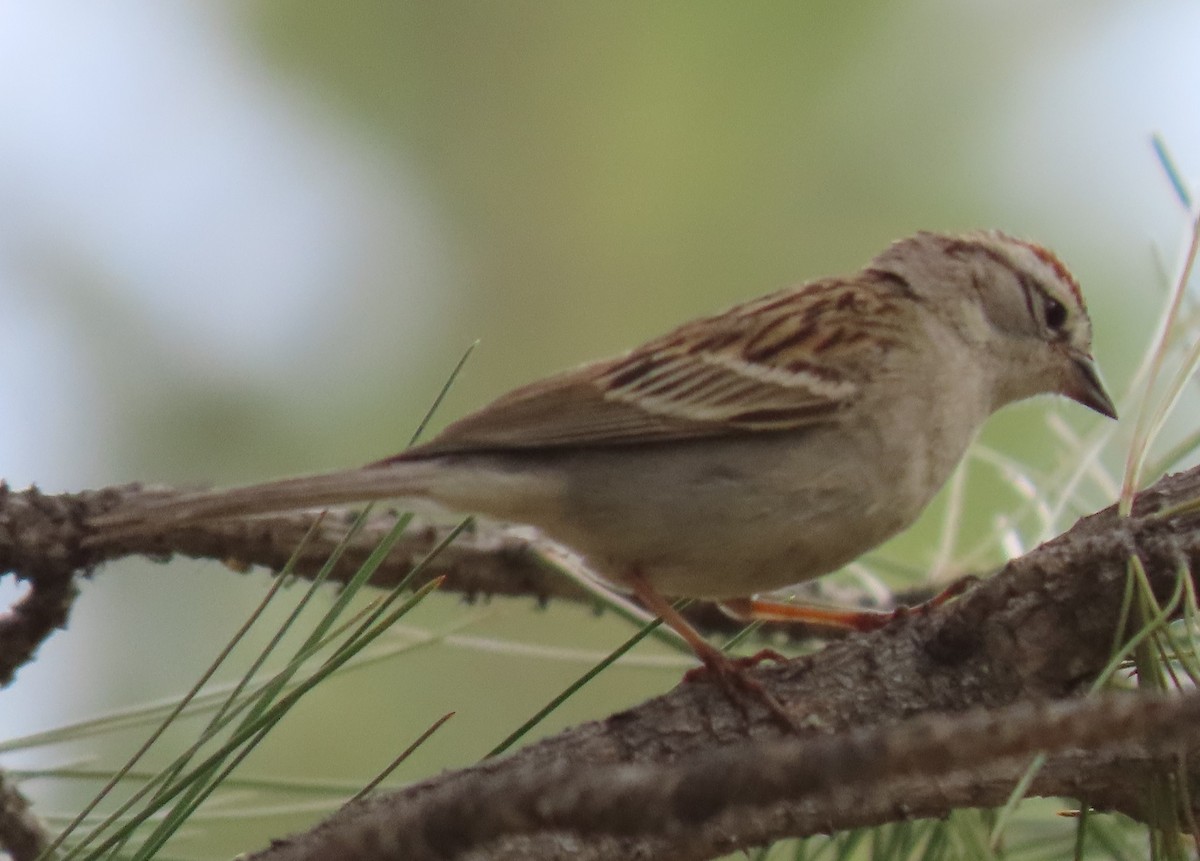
left=2, top=2, right=1199, bottom=856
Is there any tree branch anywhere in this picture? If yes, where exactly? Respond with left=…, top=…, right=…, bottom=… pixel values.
left=247, top=693, right=1200, bottom=861
left=4, top=467, right=1200, bottom=858
left=0, top=483, right=86, bottom=687
left=0, top=770, right=50, bottom=861
left=237, top=466, right=1200, bottom=859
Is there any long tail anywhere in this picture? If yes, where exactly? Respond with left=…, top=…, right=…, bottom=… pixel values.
left=90, top=460, right=439, bottom=536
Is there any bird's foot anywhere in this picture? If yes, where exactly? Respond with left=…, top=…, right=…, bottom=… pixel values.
left=683, top=646, right=800, bottom=733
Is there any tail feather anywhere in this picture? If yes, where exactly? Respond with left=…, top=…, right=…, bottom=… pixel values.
left=90, top=461, right=437, bottom=535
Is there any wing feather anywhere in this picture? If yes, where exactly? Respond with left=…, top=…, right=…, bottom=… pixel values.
left=404, top=274, right=909, bottom=457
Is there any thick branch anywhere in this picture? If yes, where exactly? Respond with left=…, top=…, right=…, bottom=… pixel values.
left=0, top=484, right=85, bottom=686
left=5, top=469, right=1200, bottom=858
left=0, top=770, right=51, bottom=861
left=235, top=466, right=1200, bottom=859
left=249, top=693, right=1200, bottom=861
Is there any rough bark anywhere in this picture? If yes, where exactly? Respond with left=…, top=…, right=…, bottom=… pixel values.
left=3, top=468, right=1200, bottom=859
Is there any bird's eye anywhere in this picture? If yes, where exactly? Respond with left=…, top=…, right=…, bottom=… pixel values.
left=1043, top=296, right=1068, bottom=331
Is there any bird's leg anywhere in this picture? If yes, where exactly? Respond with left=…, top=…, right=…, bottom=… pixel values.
left=625, top=572, right=798, bottom=732
left=721, top=575, right=979, bottom=632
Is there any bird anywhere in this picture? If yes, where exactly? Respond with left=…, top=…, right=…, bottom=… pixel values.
left=90, top=229, right=1116, bottom=713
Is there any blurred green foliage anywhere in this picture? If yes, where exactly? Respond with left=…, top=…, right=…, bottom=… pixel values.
left=7, top=2, right=1196, bottom=857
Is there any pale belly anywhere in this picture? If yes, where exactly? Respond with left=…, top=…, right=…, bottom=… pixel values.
left=501, top=426, right=963, bottom=600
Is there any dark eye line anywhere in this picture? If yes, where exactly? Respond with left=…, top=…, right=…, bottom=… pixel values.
left=1016, top=272, right=1040, bottom=327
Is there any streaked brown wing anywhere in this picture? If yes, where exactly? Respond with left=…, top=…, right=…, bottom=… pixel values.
left=404, top=363, right=723, bottom=456
left=404, top=276, right=905, bottom=457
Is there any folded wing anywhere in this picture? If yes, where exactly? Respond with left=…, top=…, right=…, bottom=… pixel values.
left=401, top=276, right=906, bottom=457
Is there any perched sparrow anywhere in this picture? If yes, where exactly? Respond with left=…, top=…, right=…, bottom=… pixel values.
left=92, top=230, right=1116, bottom=698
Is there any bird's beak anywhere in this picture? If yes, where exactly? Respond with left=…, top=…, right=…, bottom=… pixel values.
left=1064, top=353, right=1118, bottom=419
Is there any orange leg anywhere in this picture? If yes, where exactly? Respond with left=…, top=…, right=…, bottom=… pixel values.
left=721, top=575, right=978, bottom=632
left=626, top=571, right=798, bottom=732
